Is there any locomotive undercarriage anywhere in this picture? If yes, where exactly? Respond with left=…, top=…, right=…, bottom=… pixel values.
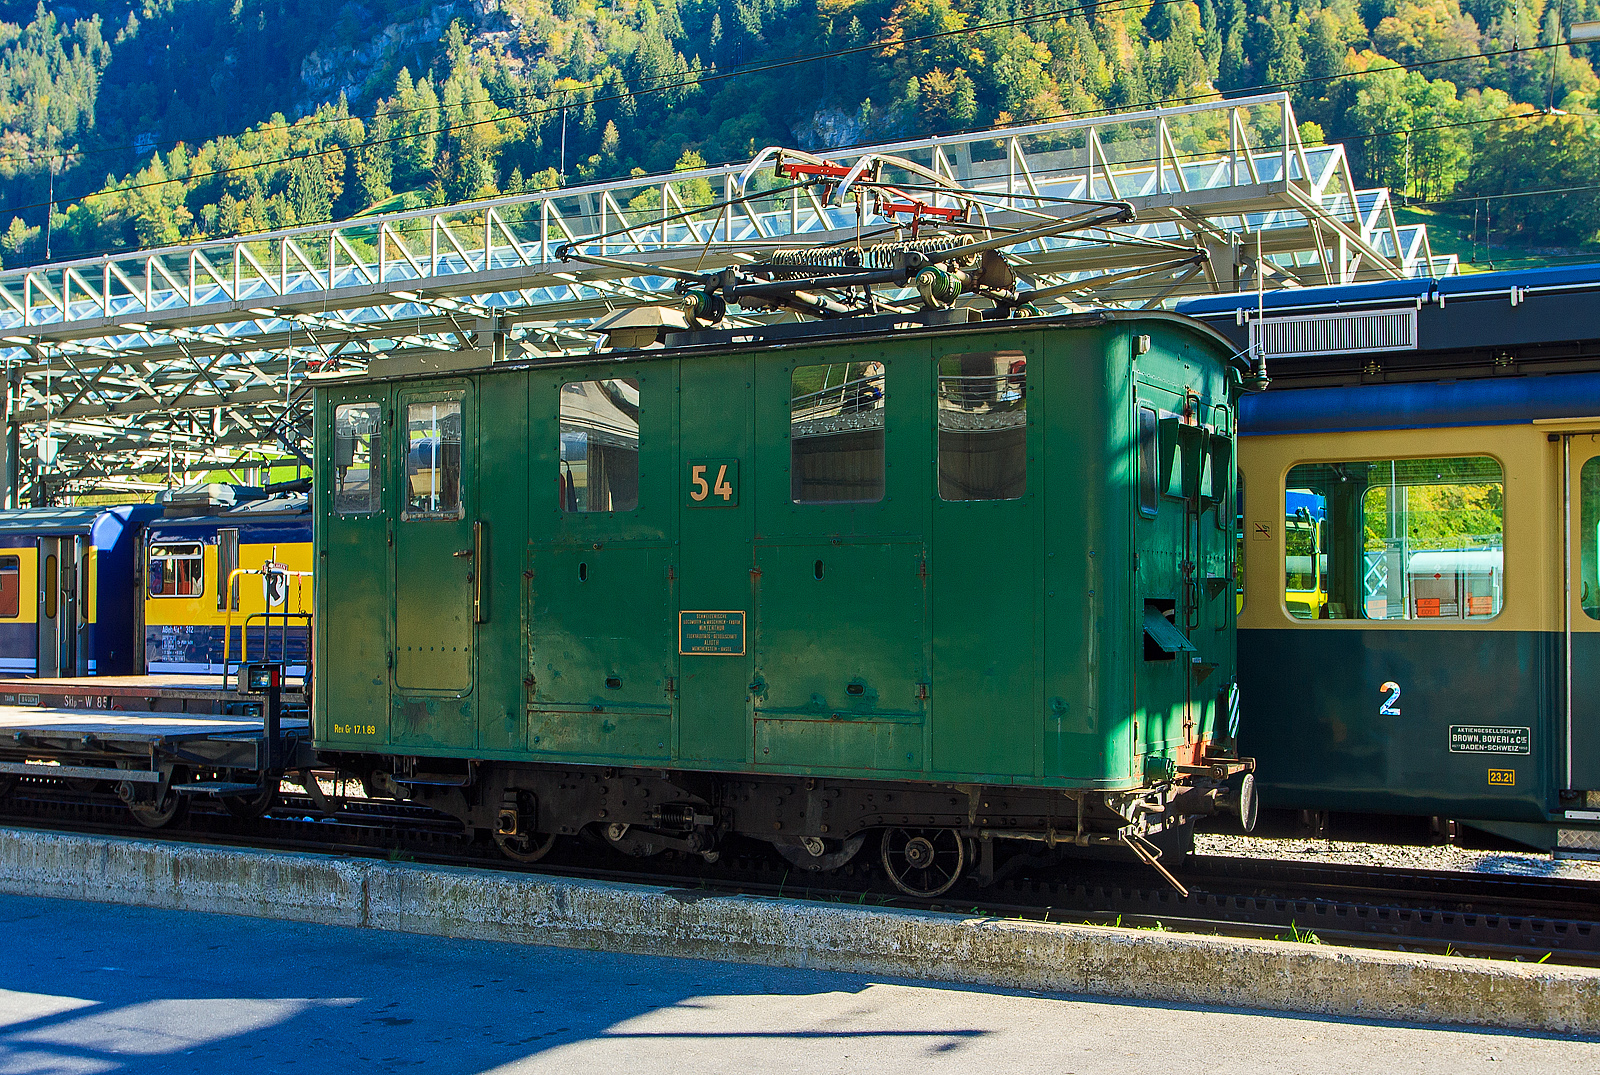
left=329, top=754, right=1251, bottom=897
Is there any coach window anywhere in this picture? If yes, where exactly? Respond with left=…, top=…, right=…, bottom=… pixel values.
left=0, top=556, right=16, bottom=618
left=1282, top=456, right=1503, bottom=622
left=938, top=351, right=1026, bottom=501
left=404, top=399, right=463, bottom=519
left=791, top=362, right=885, bottom=503
left=333, top=402, right=381, bottom=515
left=559, top=378, right=639, bottom=512
left=1582, top=457, right=1600, bottom=621
left=148, top=542, right=204, bottom=597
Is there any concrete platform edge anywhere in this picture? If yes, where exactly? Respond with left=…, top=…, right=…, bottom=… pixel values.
left=2, top=827, right=1596, bottom=1035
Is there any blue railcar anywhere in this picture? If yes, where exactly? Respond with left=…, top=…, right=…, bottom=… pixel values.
left=0, top=505, right=162, bottom=676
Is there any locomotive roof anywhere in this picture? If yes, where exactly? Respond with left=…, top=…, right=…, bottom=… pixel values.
left=324, top=308, right=1243, bottom=389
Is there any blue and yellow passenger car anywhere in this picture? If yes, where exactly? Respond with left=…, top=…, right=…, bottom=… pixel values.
left=1184, top=266, right=1600, bottom=854
left=0, top=505, right=161, bottom=676
left=141, top=494, right=313, bottom=677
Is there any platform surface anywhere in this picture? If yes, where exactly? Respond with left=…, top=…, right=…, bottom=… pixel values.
left=0, top=707, right=308, bottom=740
left=0, top=893, right=1593, bottom=1075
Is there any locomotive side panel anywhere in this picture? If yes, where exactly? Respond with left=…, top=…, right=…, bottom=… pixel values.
left=314, top=314, right=1241, bottom=798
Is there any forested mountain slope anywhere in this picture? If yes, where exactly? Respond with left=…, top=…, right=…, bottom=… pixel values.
left=4, top=0, right=1600, bottom=265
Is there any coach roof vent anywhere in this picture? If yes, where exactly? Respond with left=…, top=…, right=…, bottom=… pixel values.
left=1248, top=307, right=1418, bottom=359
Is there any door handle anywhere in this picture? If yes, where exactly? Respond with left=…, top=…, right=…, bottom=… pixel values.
left=453, top=548, right=474, bottom=558
left=472, top=520, right=486, bottom=624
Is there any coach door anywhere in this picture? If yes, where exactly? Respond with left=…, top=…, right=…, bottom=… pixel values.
left=1570, top=432, right=1600, bottom=793
left=391, top=383, right=477, bottom=750
left=36, top=536, right=79, bottom=678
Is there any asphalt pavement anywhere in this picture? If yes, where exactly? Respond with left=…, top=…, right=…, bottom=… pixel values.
left=0, top=893, right=1595, bottom=1074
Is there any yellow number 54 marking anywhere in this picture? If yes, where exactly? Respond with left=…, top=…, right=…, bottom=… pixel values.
left=688, top=460, right=738, bottom=506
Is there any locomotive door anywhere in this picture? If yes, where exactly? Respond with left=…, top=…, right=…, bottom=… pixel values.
left=524, top=367, right=676, bottom=763
left=929, top=338, right=1040, bottom=777
left=391, top=382, right=477, bottom=750
left=36, top=535, right=78, bottom=678
left=1569, top=433, right=1600, bottom=793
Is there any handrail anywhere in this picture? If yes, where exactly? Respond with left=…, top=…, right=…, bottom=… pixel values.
left=221, top=564, right=312, bottom=691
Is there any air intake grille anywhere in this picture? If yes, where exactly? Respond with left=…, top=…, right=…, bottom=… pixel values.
left=1248, top=307, right=1418, bottom=358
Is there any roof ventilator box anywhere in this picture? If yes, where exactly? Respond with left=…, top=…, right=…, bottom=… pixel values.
left=1248, top=307, right=1418, bottom=359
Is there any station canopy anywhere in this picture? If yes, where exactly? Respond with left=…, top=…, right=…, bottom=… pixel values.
left=0, top=92, right=1452, bottom=500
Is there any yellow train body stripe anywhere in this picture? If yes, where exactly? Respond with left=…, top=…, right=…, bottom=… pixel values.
left=144, top=542, right=314, bottom=628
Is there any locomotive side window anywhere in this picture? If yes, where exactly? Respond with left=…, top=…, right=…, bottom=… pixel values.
left=1583, top=457, right=1600, bottom=621
left=404, top=399, right=464, bottom=519
left=148, top=542, right=204, bottom=598
left=790, top=361, right=885, bottom=504
left=937, top=350, right=1026, bottom=501
left=333, top=402, right=381, bottom=515
left=559, top=378, right=640, bottom=512
left=0, top=556, right=16, bottom=618
left=1282, top=456, right=1503, bottom=621
left=1137, top=407, right=1158, bottom=516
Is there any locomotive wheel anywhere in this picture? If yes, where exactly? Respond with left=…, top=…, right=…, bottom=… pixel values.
left=0, top=775, right=13, bottom=798
left=494, top=829, right=558, bottom=864
left=879, top=827, right=965, bottom=898
left=223, top=784, right=279, bottom=821
left=128, top=788, right=188, bottom=830
left=774, top=833, right=866, bottom=873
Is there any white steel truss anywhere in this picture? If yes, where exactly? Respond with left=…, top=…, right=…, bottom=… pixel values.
left=0, top=93, right=1452, bottom=501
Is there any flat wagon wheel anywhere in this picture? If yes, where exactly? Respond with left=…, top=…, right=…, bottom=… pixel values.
left=879, top=827, right=966, bottom=899
left=126, top=785, right=189, bottom=830
left=494, top=829, right=558, bottom=864
left=223, top=784, right=279, bottom=821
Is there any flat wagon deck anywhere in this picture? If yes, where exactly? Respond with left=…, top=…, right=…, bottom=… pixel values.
left=0, top=675, right=307, bottom=715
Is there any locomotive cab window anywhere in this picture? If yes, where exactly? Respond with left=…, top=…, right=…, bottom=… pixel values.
left=938, top=350, right=1026, bottom=501
left=1137, top=407, right=1158, bottom=516
left=559, top=378, right=640, bottom=512
left=1583, top=456, right=1600, bottom=621
left=148, top=542, right=204, bottom=598
left=333, top=402, right=381, bottom=515
left=791, top=361, right=885, bottom=503
left=404, top=398, right=463, bottom=519
left=1282, top=456, right=1504, bottom=622
left=0, top=555, right=16, bottom=618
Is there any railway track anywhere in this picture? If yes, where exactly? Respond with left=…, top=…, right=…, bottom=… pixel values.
left=3, top=778, right=1596, bottom=968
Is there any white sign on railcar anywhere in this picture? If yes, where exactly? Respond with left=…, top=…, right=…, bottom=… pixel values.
left=1448, top=725, right=1531, bottom=755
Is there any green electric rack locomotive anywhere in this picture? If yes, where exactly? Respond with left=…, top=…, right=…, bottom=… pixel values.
left=312, top=304, right=1253, bottom=896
